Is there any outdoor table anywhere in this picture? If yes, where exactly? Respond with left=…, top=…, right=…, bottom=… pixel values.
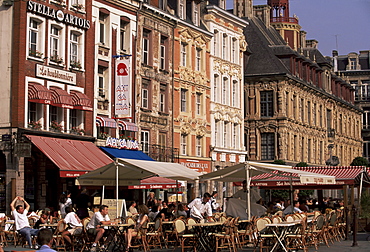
left=265, top=220, right=302, bottom=252
left=187, top=222, right=224, bottom=252
left=101, top=223, right=134, bottom=251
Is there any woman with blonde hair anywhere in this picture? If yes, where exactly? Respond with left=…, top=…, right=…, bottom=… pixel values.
left=125, top=204, right=149, bottom=252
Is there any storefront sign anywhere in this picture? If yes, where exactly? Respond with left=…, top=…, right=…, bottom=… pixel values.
left=179, top=159, right=211, bottom=173
left=115, top=58, right=131, bottom=117
left=128, top=184, right=179, bottom=189
left=36, top=64, right=76, bottom=85
left=105, top=136, right=139, bottom=150
left=27, top=0, right=90, bottom=29
left=59, top=171, right=88, bottom=178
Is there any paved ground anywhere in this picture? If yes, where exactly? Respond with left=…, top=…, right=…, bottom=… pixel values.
left=3, top=232, right=369, bottom=252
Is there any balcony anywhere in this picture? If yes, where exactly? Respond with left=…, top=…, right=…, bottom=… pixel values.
left=143, top=144, right=179, bottom=163
left=271, top=17, right=299, bottom=24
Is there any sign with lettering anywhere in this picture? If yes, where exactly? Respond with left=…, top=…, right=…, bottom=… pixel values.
left=105, top=136, right=139, bottom=150
left=179, top=159, right=211, bottom=173
left=115, top=58, right=131, bottom=117
left=27, top=0, right=90, bottom=29
left=36, top=64, right=76, bottom=85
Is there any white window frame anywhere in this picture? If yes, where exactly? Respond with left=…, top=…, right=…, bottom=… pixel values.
left=196, top=137, right=202, bottom=157
left=179, top=0, right=185, bottom=20
left=196, top=48, right=201, bottom=71
left=48, top=22, right=65, bottom=65
left=222, top=33, right=227, bottom=60
left=181, top=42, right=187, bottom=67
left=181, top=89, right=187, bottom=112
left=181, top=134, right=187, bottom=155
left=160, top=36, right=167, bottom=70
left=141, top=130, right=150, bottom=154
left=223, top=121, right=228, bottom=148
left=214, top=74, right=219, bottom=102
left=222, top=77, right=228, bottom=105
left=98, top=66, right=107, bottom=98
left=143, top=29, right=150, bottom=65
left=192, top=2, right=199, bottom=26
left=142, top=85, right=149, bottom=109
left=28, top=17, right=45, bottom=59
left=69, top=29, right=84, bottom=69
left=119, top=20, right=127, bottom=52
left=213, top=30, right=218, bottom=56
left=196, top=93, right=201, bottom=115
left=99, top=12, right=108, bottom=45
left=232, top=80, right=238, bottom=107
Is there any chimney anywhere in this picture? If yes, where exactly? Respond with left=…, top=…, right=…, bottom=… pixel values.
left=253, top=5, right=271, bottom=27
left=332, top=50, right=338, bottom=57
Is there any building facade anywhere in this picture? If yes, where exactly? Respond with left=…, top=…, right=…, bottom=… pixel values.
left=333, top=50, right=370, bottom=162
left=204, top=2, right=249, bottom=197
left=240, top=1, right=362, bottom=166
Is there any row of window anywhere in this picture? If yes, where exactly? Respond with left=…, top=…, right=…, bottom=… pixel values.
left=28, top=102, right=84, bottom=132
left=180, top=89, right=203, bottom=115
left=179, top=42, right=204, bottom=71
left=28, top=15, right=84, bottom=69
left=213, top=31, right=240, bottom=64
left=214, top=121, right=241, bottom=149
left=213, top=75, right=240, bottom=107
left=352, top=80, right=370, bottom=101
left=180, top=134, right=203, bottom=157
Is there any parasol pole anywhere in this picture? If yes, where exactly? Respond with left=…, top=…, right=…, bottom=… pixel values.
left=246, top=162, right=251, bottom=220
left=116, top=159, right=119, bottom=218
left=358, top=166, right=365, bottom=208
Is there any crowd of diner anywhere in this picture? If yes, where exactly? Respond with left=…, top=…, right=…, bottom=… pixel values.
left=1, top=185, right=350, bottom=252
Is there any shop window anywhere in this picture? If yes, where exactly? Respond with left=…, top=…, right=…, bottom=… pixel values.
left=69, top=109, right=84, bottom=134
left=49, top=106, right=64, bottom=132
left=28, top=102, right=43, bottom=129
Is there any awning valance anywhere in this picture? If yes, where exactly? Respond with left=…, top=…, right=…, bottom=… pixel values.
left=128, top=177, right=181, bottom=189
left=71, top=91, right=93, bottom=111
left=28, top=83, right=52, bottom=104
left=25, top=135, right=113, bottom=177
left=50, top=87, right=74, bottom=109
left=101, top=147, right=154, bottom=161
left=96, top=116, right=117, bottom=128
left=118, top=120, right=138, bottom=132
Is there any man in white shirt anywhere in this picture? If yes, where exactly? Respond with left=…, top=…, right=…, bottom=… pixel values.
left=10, top=196, right=39, bottom=248
left=62, top=207, right=83, bottom=246
left=232, top=180, right=262, bottom=204
left=188, top=193, right=212, bottom=222
left=86, top=205, right=115, bottom=251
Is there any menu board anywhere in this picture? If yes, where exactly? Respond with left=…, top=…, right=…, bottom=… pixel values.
left=101, top=199, right=127, bottom=218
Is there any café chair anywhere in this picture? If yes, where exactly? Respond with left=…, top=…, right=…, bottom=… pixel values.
left=284, top=217, right=308, bottom=252
left=185, top=218, right=197, bottom=233
left=254, top=217, right=275, bottom=252
left=146, top=218, right=163, bottom=250
left=79, top=217, right=93, bottom=252
left=129, top=220, right=149, bottom=252
left=52, top=220, right=66, bottom=252
left=174, top=218, right=197, bottom=252
left=214, top=217, right=237, bottom=252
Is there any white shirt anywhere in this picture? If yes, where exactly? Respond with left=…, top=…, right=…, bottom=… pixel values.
left=59, top=198, right=72, bottom=215
left=188, top=198, right=212, bottom=220
left=64, top=212, right=83, bottom=228
left=87, top=211, right=110, bottom=229
left=232, top=188, right=261, bottom=203
left=12, top=209, right=30, bottom=230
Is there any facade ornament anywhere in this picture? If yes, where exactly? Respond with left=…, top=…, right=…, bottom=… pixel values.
left=180, top=123, right=192, bottom=135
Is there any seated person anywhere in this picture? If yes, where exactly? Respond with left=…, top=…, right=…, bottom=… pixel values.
left=37, top=228, right=57, bottom=252
left=34, top=211, right=52, bottom=229
left=86, top=205, right=116, bottom=251
left=148, top=205, right=159, bottom=222
left=283, top=200, right=302, bottom=215
left=174, top=203, right=187, bottom=219
left=125, top=204, right=149, bottom=252
left=10, top=196, right=39, bottom=248
left=156, top=203, right=175, bottom=221
left=62, top=207, right=83, bottom=246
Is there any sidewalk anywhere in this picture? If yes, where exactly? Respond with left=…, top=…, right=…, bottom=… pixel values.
left=3, top=233, right=369, bottom=251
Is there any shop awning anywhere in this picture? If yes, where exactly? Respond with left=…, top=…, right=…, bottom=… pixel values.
left=96, top=116, right=117, bottom=128
left=76, top=158, right=201, bottom=186
left=71, top=91, right=93, bottom=111
left=128, top=177, right=181, bottom=189
left=25, top=135, right=113, bottom=177
left=100, top=147, right=154, bottom=161
left=28, top=83, right=52, bottom=104
left=50, top=87, right=74, bottom=109
left=118, top=120, right=138, bottom=132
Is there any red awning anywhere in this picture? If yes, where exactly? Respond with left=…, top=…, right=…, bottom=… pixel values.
left=96, top=116, right=117, bottom=128
left=50, top=87, right=74, bottom=109
left=28, top=83, right=52, bottom=104
left=26, top=135, right=113, bottom=177
left=118, top=120, right=138, bottom=132
left=71, top=91, right=93, bottom=111
left=246, top=166, right=369, bottom=189
left=128, top=177, right=181, bottom=189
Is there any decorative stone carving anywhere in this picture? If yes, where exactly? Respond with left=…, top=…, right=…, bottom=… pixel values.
left=180, top=123, right=192, bottom=135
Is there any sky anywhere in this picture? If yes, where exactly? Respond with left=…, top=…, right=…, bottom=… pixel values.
left=227, top=0, right=370, bottom=57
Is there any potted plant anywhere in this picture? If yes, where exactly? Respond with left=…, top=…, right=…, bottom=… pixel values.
left=28, top=121, right=42, bottom=130
left=70, top=60, right=82, bottom=69
left=50, top=121, right=63, bottom=132
left=98, top=132, right=109, bottom=139
left=72, top=3, right=84, bottom=11
left=71, top=127, right=85, bottom=135
left=50, top=55, right=63, bottom=64
left=29, top=49, right=43, bottom=58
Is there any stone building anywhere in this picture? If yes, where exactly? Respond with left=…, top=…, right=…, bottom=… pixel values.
left=203, top=1, right=249, bottom=197
left=332, top=50, right=370, bottom=162
left=238, top=1, right=362, bottom=166
left=134, top=1, right=177, bottom=162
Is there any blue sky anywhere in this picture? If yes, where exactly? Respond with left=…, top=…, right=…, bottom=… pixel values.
left=227, top=0, right=370, bottom=56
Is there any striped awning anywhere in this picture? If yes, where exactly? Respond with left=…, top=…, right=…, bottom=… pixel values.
left=118, top=120, right=138, bottom=132
left=96, top=116, right=117, bottom=128
left=71, top=91, right=93, bottom=111
left=50, top=87, right=74, bottom=109
left=28, top=83, right=52, bottom=104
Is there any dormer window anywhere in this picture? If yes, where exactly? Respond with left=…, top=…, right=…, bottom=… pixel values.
left=349, top=58, right=357, bottom=70
left=192, top=2, right=200, bottom=26
left=179, top=0, right=185, bottom=20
